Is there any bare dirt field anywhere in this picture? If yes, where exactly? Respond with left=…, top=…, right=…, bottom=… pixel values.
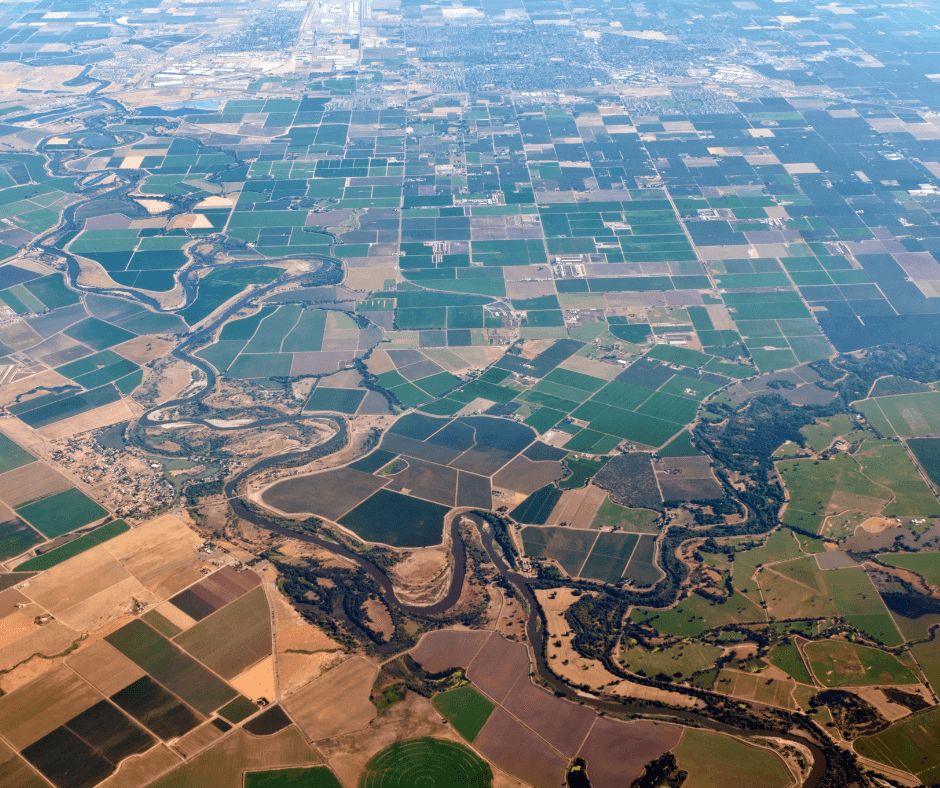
left=282, top=657, right=377, bottom=740
left=578, top=717, right=682, bottom=787
left=473, top=707, right=569, bottom=788
left=262, top=467, right=388, bottom=521
left=466, top=633, right=531, bottom=704
left=501, top=677, right=596, bottom=757
left=0, top=619, right=79, bottom=673
left=492, top=456, right=565, bottom=496
left=38, top=398, right=137, bottom=441
left=173, top=721, right=224, bottom=759
left=231, top=655, right=276, bottom=702
left=0, top=463, right=71, bottom=507
left=409, top=629, right=491, bottom=673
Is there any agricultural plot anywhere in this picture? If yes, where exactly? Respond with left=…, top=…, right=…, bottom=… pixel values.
left=620, top=640, right=722, bottom=681
left=854, top=705, right=940, bottom=784
left=14, top=519, right=130, bottom=572
left=632, top=590, right=765, bottom=637
left=0, top=433, right=34, bottom=474
left=590, top=497, right=660, bottom=532
left=824, top=567, right=903, bottom=646
left=713, top=670, right=797, bottom=710
left=855, top=392, right=940, bottom=438
left=672, top=729, right=793, bottom=788
left=339, top=489, right=452, bottom=547
left=358, top=738, right=492, bottom=788
left=878, top=552, right=940, bottom=587
left=431, top=685, right=494, bottom=742
left=767, top=644, right=814, bottom=685
left=14, top=488, right=108, bottom=538
left=803, top=640, right=917, bottom=688
left=520, top=526, right=597, bottom=577
left=854, top=440, right=940, bottom=518
left=246, top=766, right=343, bottom=788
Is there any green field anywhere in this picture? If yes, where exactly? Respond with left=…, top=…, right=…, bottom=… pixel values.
left=803, top=640, right=917, bottom=688
left=631, top=590, right=765, bottom=637
left=0, top=518, right=43, bottom=561
left=855, top=705, right=940, bottom=782
left=339, top=489, right=451, bottom=548
left=673, top=729, right=792, bottom=788
left=620, top=640, right=722, bottom=680
left=825, top=567, right=902, bottom=646
left=431, top=685, right=494, bottom=742
left=854, top=440, right=940, bottom=517
left=878, top=552, right=940, bottom=587
left=305, top=387, right=366, bottom=414
left=559, top=455, right=609, bottom=489
left=860, top=392, right=940, bottom=438
left=15, top=488, right=108, bottom=538
left=590, top=497, right=660, bottom=532
left=246, top=766, right=343, bottom=788
left=510, top=484, right=562, bottom=525
left=14, top=520, right=129, bottom=571
left=767, top=644, right=813, bottom=685
left=520, top=526, right=597, bottom=577
left=0, top=433, right=35, bottom=473
left=358, top=738, right=491, bottom=788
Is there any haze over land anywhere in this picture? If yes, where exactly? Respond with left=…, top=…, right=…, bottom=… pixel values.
left=1, top=1, right=940, bottom=787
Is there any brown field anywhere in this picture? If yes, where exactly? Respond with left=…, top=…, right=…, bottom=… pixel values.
left=502, top=678, right=596, bottom=757
left=173, top=721, right=224, bottom=759
left=0, top=619, right=79, bottom=673
left=829, top=490, right=886, bottom=514
left=557, top=355, right=622, bottom=381
left=383, top=456, right=459, bottom=507
left=231, top=655, right=276, bottom=702
left=492, top=456, right=564, bottom=496
left=38, top=398, right=136, bottom=441
left=97, top=744, right=181, bottom=788
left=278, top=652, right=345, bottom=698
left=66, top=639, right=146, bottom=696
left=547, top=484, right=608, bottom=529
left=0, top=463, right=72, bottom=507
left=0, top=663, right=102, bottom=749
left=174, top=586, right=271, bottom=680
left=262, top=467, right=389, bottom=521
left=467, top=633, right=531, bottom=704
left=282, top=657, right=377, bottom=740
left=0, top=739, right=46, bottom=788
left=409, top=629, right=491, bottom=673
left=149, top=726, right=319, bottom=788
left=578, top=718, right=682, bottom=787
left=854, top=687, right=916, bottom=722
left=0, top=370, right=71, bottom=407
left=474, top=707, right=568, bottom=788
left=104, top=514, right=206, bottom=598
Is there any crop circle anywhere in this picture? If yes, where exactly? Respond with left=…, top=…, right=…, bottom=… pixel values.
left=358, top=737, right=492, bottom=788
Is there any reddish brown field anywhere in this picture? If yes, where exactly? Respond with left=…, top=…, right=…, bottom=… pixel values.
left=409, top=630, right=491, bottom=673
left=577, top=718, right=682, bottom=786
left=492, top=456, right=564, bottom=496
left=473, top=707, right=568, bottom=788
left=502, top=678, right=596, bottom=757
left=466, top=633, right=530, bottom=704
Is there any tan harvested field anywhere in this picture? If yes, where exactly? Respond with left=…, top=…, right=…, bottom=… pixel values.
left=151, top=600, right=197, bottom=631
left=410, top=629, right=491, bottom=673
left=66, top=639, right=146, bottom=696
left=535, top=589, right=700, bottom=708
left=282, top=656, right=377, bottom=740
left=0, top=663, right=101, bottom=749
left=0, top=604, right=41, bottom=649
left=829, top=490, right=886, bottom=514
left=547, top=483, right=607, bottom=529
left=0, top=739, right=46, bottom=788
left=0, top=647, right=62, bottom=695
left=0, top=619, right=79, bottom=672
left=19, top=548, right=153, bottom=631
left=104, top=514, right=206, bottom=597
left=0, top=370, right=71, bottom=407
left=97, top=744, right=181, bottom=788
left=113, top=335, right=175, bottom=365
left=579, top=717, right=682, bottom=787
left=173, top=721, right=224, bottom=759
left=231, top=655, right=276, bottom=702
left=278, top=651, right=346, bottom=697
left=0, top=463, right=71, bottom=507
left=502, top=677, right=596, bottom=757
left=557, top=355, right=622, bottom=381
left=149, top=727, right=319, bottom=788
left=38, top=398, right=136, bottom=441
left=854, top=687, right=915, bottom=722
left=276, top=620, right=342, bottom=653
left=492, top=455, right=565, bottom=496
left=467, top=632, right=531, bottom=704
left=365, top=349, right=397, bottom=375
left=474, top=707, right=569, bottom=788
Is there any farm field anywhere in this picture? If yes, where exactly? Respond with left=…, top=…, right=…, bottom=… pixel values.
left=620, top=640, right=722, bottom=681
left=854, top=705, right=940, bottom=784
left=245, top=766, right=344, bottom=788
left=672, top=729, right=792, bottom=788
left=358, top=738, right=491, bottom=788
left=632, top=589, right=765, bottom=637
left=878, top=552, right=940, bottom=587
left=803, top=640, right=917, bottom=688
left=431, top=685, right=494, bottom=742
left=767, top=644, right=814, bottom=685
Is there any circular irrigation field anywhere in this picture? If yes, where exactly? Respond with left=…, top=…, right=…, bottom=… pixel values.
left=359, top=737, right=492, bottom=788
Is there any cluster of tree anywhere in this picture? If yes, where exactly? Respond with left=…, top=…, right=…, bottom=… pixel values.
left=809, top=690, right=886, bottom=740
left=628, top=753, right=687, bottom=788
